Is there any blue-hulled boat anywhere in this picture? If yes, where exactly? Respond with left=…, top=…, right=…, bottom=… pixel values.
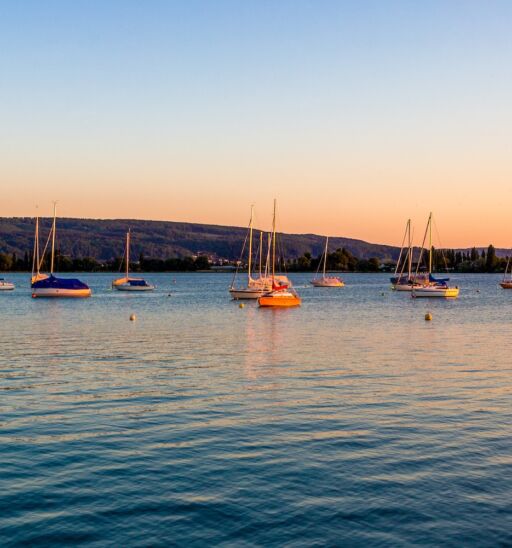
left=31, top=204, right=91, bottom=298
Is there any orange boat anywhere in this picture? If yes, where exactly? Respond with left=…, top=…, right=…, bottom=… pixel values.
left=259, top=283, right=301, bottom=307
left=258, top=200, right=301, bottom=308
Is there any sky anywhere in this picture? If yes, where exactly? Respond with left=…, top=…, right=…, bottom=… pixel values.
left=1, top=0, right=512, bottom=247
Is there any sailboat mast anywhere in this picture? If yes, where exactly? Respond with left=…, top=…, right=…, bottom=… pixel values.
left=323, top=237, right=328, bottom=277
left=259, top=231, right=263, bottom=278
left=50, top=202, right=57, bottom=275
left=265, top=233, right=271, bottom=278
left=504, top=256, right=511, bottom=282
left=248, top=205, right=253, bottom=282
left=407, top=219, right=412, bottom=278
left=271, top=199, right=276, bottom=281
left=32, top=213, right=39, bottom=277
left=126, top=230, right=130, bottom=279
left=428, top=212, right=433, bottom=274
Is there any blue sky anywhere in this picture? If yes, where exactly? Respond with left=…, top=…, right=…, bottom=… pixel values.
left=2, top=1, right=512, bottom=245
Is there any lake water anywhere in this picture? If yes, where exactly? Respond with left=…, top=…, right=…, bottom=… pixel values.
left=1, top=272, right=511, bottom=546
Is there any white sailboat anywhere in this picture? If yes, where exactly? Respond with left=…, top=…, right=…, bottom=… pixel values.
left=230, top=206, right=289, bottom=299
left=500, top=255, right=512, bottom=288
left=392, top=220, right=426, bottom=291
left=0, top=278, right=15, bottom=290
left=311, top=237, right=344, bottom=287
left=112, top=229, right=155, bottom=291
left=31, top=203, right=92, bottom=298
left=412, top=213, right=459, bottom=299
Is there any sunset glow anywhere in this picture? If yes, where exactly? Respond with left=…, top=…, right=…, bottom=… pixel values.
left=2, top=1, right=512, bottom=247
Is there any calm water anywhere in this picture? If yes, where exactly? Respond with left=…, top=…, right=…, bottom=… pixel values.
left=1, top=272, right=511, bottom=547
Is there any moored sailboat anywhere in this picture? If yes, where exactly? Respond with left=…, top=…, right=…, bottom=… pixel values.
left=31, top=204, right=92, bottom=298
left=311, top=237, right=344, bottom=287
left=230, top=206, right=289, bottom=299
left=500, top=255, right=512, bottom=288
left=411, top=213, right=459, bottom=299
left=391, top=219, right=427, bottom=291
left=112, top=230, right=154, bottom=291
left=258, top=200, right=301, bottom=308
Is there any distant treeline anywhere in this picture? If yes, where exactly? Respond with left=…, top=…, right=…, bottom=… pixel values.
left=286, top=247, right=381, bottom=272
left=0, top=244, right=508, bottom=273
left=0, top=251, right=211, bottom=272
left=429, top=245, right=508, bottom=273
left=287, top=244, right=509, bottom=273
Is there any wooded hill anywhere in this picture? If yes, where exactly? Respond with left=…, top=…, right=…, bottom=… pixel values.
left=0, top=217, right=402, bottom=262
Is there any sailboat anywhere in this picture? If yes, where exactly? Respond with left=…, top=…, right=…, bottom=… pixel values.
left=391, top=220, right=427, bottom=291
left=31, top=204, right=92, bottom=298
left=229, top=206, right=288, bottom=299
left=500, top=255, right=512, bottom=288
left=258, top=200, right=301, bottom=307
left=112, top=229, right=155, bottom=291
left=311, top=237, right=344, bottom=287
left=411, top=213, right=459, bottom=299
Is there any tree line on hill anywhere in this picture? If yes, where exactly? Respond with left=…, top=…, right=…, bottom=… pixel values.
left=0, top=251, right=211, bottom=273
left=0, top=244, right=508, bottom=273
left=286, top=247, right=381, bottom=272
left=287, top=244, right=509, bottom=273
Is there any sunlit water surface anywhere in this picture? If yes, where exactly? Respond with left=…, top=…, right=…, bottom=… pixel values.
left=1, top=273, right=511, bottom=546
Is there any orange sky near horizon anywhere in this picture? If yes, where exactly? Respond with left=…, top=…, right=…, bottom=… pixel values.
left=2, top=1, right=512, bottom=249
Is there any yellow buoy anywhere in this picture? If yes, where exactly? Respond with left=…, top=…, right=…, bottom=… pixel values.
left=130, top=313, right=137, bottom=321
left=239, top=303, right=245, bottom=309
left=425, top=312, right=432, bottom=321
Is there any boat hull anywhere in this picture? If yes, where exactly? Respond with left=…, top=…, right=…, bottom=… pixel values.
left=500, top=282, right=512, bottom=289
left=393, top=283, right=425, bottom=292
left=32, top=288, right=92, bottom=298
left=412, top=286, right=459, bottom=298
left=311, top=277, right=344, bottom=287
left=229, top=288, right=266, bottom=299
left=114, top=284, right=154, bottom=291
left=258, top=290, right=301, bottom=307
left=0, top=282, right=15, bottom=291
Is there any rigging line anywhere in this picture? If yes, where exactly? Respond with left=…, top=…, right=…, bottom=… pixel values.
left=230, top=224, right=250, bottom=289
left=314, top=240, right=325, bottom=277
left=414, top=216, right=430, bottom=278
left=394, top=221, right=409, bottom=276
left=118, top=240, right=127, bottom=273
left=38, top=220, right=53, bottom=272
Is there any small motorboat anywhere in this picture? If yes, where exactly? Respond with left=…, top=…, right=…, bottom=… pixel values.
left=0, top=278, right=15, bottom=291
